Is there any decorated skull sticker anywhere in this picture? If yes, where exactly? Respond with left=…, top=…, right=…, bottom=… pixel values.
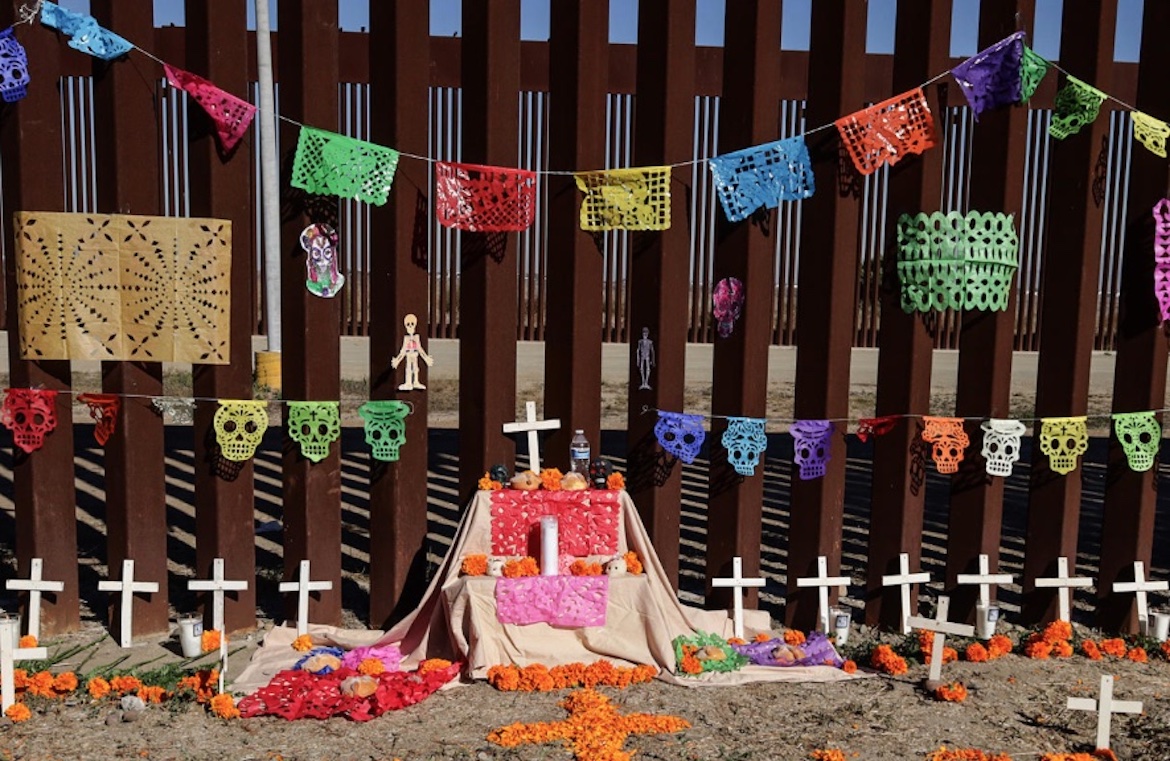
left=980, top=418, right=1026, bottom=477
left=712, top=277, right=745, bottom=338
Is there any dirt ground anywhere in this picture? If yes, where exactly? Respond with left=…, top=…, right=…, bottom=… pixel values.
left=2, top=620, right=1169, bottom=761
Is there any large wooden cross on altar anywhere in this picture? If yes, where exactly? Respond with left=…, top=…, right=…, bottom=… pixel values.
left=502, top=401, right=561, bottom=473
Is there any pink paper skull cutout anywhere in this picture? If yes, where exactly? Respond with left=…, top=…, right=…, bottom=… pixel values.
left=713, top=277, right=745, bottom=338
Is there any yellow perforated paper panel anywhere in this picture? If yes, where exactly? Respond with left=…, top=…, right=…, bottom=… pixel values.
left=574, top=166, right=672, bottom=231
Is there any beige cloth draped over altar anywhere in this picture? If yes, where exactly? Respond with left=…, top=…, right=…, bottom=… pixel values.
left=233, top=490, right=860, bottom=693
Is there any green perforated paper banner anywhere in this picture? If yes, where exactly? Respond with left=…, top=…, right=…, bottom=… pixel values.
left=291, top=127, right=400, bottom=206
left=897, top=211, right=1018, bottom=313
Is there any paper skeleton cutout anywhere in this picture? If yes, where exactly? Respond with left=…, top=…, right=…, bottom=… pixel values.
left=636, top=327, right=655, bottom=390
left=390, top=314, right=434, bottom=391
left=301, top=223, right=344, bottom=298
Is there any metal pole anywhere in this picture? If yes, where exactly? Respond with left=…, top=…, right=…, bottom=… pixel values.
left=255, top=0, right=282, bottom=354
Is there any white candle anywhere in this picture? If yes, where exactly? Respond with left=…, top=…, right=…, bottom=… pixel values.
left=540, top=516, right=559, bottom=577
left=1152, top=611, right=1170, bottom=642
left=975, top=603, right=999, bottom=640
left=832, top=607, right=851, bottom=646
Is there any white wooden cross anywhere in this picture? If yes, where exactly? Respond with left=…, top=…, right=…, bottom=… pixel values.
left=502, top=401, right=561, bottom=473
left=5, top=558, right=64, bottom=641
left=881, top=552, right=931, bottom=635
left=1111, top=560, right=1168, bottom=626
left=0, top=618, right=46, bottom=711
left=710, top=556, right=767, bottom=640
left=955, top=553, right=1013, bottom=608
left=187, top=558, right=249, bottom=633
left=278, top=560, right=333, bottom=636
left=1067, top=674, right=1142, bottom=751
left=97, top=559, right=160, bottom=648
left=795, top=556, right=850, bottom=634
left=906, top=596, right=975, bottom=682
left=1034, top=556, right=1093, bottom=623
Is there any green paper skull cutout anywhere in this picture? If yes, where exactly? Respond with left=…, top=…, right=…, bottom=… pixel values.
left=1113, top=412, right=1161, bottom=472
left=288, top=402, right=341, bottom=463
left=358, top=400, right=410, bottom=462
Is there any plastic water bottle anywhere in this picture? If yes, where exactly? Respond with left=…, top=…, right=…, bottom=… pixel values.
left=569, top=429, right=591, bottom=474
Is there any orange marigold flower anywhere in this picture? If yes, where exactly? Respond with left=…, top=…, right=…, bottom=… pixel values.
left=518, top=664, right=555, bottom=692
left=870, top=644, right=908, bottom=676
left=987, top=634, right=1013, bottom=658
left=965, top=643, right=990, bottom=663
left=478, top=473, right=503, bottom=491
left=110, top=675, right=143, bottom=694
left=5, top=703, right=31, bottom=723
left=753, top=632, right=772, bottom=643
left=927, top=748, right=1012, bottom=761
left=17, top=635, right=37, bottom=648
left=51, top=672, right=78, bottom=695
left=87, top=676, right=111, bottom=700
left=1161, top=640, right=1170, bottom=660
left=1024, top=639, right=1052, bottom=660
left=11, top=669, right=29, bottom=690
left=623, top=551, right=643, bottom=575
left=418, top=658, right=453, bottom=676
left=1052, top=640, right=1074, bottom=658
left=1042, top=620, right=1073, bottom=644
left=27, top=671, right=55, bottom=698
left=727, top=637, right=746, bottom=645
left=606, top=472, right=625, bottom=490
left=209, top=692, right=239, bottom=719
left=1081, top=640, right=1103, bottom=661
left=1100, top=638, right=1127, bottom=658
left=539, top=468, right=564, bottom=491
left=934, top=682, right=968, bottom=702
left=460, top=554, right=489, bottom=576
left=1126, top=647, right=1148, bottom=663
left=358, top=657, right=386, bottom=675
left=201, top=629, right=222, bottom=653
left=569, top=559, right=603, bottom=576
left=783, top=630, right=806, bottom=645
left=487, top=664, right=521, bottom=691
left=631, top=664, right=658, bottom=683
left=503, top=557, right=540, bottom=578
left=138, top=685, right=167, bottom=704
left=680, top=653, right=703, bottom=675
left=291, top=633, right=313, bottom=652
left=842, top=660, right=857, bottom=674
left=810, top=750, right=847, bottom=761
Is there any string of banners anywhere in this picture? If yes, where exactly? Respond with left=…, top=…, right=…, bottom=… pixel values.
left=0, top=389, right=412, bottom=464
left=7, top=5, right=1168, bottom=230
left=653, top=409, right=1165, bottom=480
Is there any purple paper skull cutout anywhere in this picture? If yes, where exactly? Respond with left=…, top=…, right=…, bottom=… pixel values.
left=713, top=277, right=745, bottom=338
left=654, top=411, right=706, bottom=464
left=789, top=419, right=833, bottom=480
left=0, top=27, right=29, bottom=103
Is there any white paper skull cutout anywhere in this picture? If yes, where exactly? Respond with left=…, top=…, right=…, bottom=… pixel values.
left=981, top=418, right=1026, bottom=477
left=1039, top=416, right=1089, bottom=475
left=487, top=557, right=506, bottom=577
left=605, top=556, right=628, bottom=577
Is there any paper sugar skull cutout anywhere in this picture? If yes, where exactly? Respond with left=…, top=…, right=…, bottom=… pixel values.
left=713, top=277, right=745, bottom=338
left=980, top=418, right=1026, bottom=477
left=213, top=400, right=269, bottom=462
left=288, top=402, right=342, bottom=463
left=300, top=223, right=344, bottom=298
left=1048, top=76, right=1106, bottom=141
left=721, top=417, right=767, bottom=477
left=588, top=458, right=612, bottom=489
left=789, top=420, right=833, bottom=480
left=487, top=557, right=506, bottom=577
left=391, top=313, right=434, bottom=391
left=654, top=411, right=705, bottom=464
left=605, top=556, right=628, bottom=577
left=358, top=400, right=410, bottom=462
left=1, top=389, right=58, bottom=454
left=1113, top=411, right=1161, bottom=472
left=0, top=27, right=30, bottom=103
left=1039, top=416, right=1088, bottom=475
left=78, top=393, right=120, bottom=446
left=921, top=416, right=970, bottom=474
left=1019, top=44, right=1049, bottom=102
left=1133, top=112, right=1170, bottom=159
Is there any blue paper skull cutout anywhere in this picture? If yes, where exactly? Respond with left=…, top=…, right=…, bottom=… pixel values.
left=654, top=411, right=706, bottom=464
left=721, top=416, right=767, bottom=476
left=0, top=27, right=29, bottom=103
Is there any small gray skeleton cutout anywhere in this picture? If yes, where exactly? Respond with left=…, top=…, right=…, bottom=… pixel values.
left=391, top=313, right=434, bottom=391
left=636, top=327, right=655, bottom=390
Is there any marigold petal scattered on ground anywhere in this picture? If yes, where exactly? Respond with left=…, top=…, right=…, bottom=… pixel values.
left=842, top=660, right=857, bottom=674
left=810, top=750, right=846, bottom=761
left=5, top=703, right=31, bottom=723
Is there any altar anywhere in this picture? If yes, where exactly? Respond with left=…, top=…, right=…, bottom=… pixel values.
left=234, top=487, right=857, bottom=692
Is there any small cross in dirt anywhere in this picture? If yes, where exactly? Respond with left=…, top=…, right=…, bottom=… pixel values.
left=5, top=558, right=64, bottom=641
left=1111, top=560, right=1168, bottom=629
left=279, top=559, right=333, bottom=636
left=907, top=596, right=974, bottom=682
left=188, top=558, right=249, bottom=633
left=1034, top=556, right=1092, bottom=623
left=97, top=559, right=161, bottom=648
left=502, top=401, right=561, bottom=473
left=0, top=618, right=46, bottom=712
left=795, top=556, right=849, bottom=634
left=955, top=553, right=1012, bottom=609
left=710, top=556, right=766, bottom=640
left=1067, top=674, right=1142, bottom=752
left=881, top=552, right=930, bottom=635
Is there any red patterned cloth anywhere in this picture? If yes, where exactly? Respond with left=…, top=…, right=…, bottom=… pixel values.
left=237, top=662, right=460, bottom=722
left=835, top=87, right=937, bottom=176
left=435, top=161, right=537, bottom=232
left=490, top=490, right=620, bottom=557
left=164, top=64, right=257, bottom=153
